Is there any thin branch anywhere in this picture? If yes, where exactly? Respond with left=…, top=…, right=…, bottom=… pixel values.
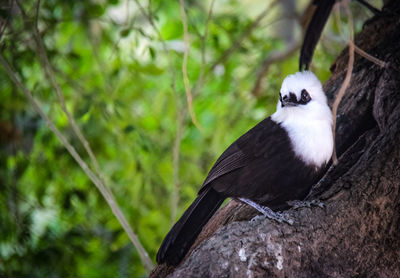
left=171, top=108, right=184, bottom=225
left=129, top=0, right=192, bottom=236
left=0, top=0, right=13, bottom=43
left=31, top=1, right=110, bottom=196
left=52, top=66, right=87, bottom=97
left=132, top=0, right=178, bottom=106
left=109, top=0, right=134, bottom=60
left=88, top=34, right=113, bottom=93
left=0, top=54, right=155, bottom=272
left=13, top=1, right=155, bottom=271
left=132, top=0, right=163, bottom=46
left=251, top=40, right=300, bottom=97
left=209, top=0, right=278, bottom=72
left=171, top=0, right=216, bottom=225
left=179, top=0, right=202, bottom=131
left=192, top=0, right=216, bottom=97
left=353, top=44, right=386, bottom=68
left=331, top=0, right=355, bottom=165
left=34, top=0, right=40, bottom=28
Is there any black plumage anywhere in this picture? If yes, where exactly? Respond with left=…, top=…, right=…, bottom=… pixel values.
left=156, top=187, right=224, bottom=266
left=300, top=0, right=335, bottom=71
left=156, top=117, right=326, bottom=265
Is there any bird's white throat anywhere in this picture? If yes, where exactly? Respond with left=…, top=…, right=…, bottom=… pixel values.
left=271, top=71, right=333, bottom=168
left=271, top=103, right=333, bottom=168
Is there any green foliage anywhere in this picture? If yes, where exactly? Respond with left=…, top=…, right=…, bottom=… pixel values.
left=0, top=0, right=369, bottom=276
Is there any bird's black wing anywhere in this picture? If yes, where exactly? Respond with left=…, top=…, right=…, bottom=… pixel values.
left=199, top=116, right=319, bottom=209
left=200, top=117, right=286, bottom=192
left=299, top=0, right=335, bottom=71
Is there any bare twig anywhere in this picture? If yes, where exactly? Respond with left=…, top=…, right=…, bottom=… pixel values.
left=353, top=44, right=386, bottom=68
left=209, top=0, right=278, bottom=72
left=331, top=1, right=386, bottom=69
left=171, top=108, right=184, bottom=225
left=0, top=0, right=15, bottom=43
left=331, top=0, right=355, bottom=165
left=109, top=0, right=133, bottom=59
left=132, top=0, right=163, bottom=45
left=171, top=0, right=215, bottom=225
left=192, top=0, right=216, bottom=97
left=251, top=40, right=300, bottom=97
left=52, top=66, right=87, bottom=97
left=31, top=2, right=110, bottom=195
left=34, top=0, right=40, bottom=28
left=88, top=34, right=113, bottom=93
left=0, top=54, right=155, bottom=272
left=130, top=0, right=189, bottom=235
left=12, top=1, right=155, bottom=271
left=132, top=0, right=178, bottom=108
left=179, top=0, right=202, bottom=131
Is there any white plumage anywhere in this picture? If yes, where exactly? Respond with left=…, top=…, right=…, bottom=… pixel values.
left=271, top=71, right=333, bottom=167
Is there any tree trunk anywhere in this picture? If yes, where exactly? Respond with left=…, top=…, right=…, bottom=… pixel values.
left=151, top=1, right=400, bottom=277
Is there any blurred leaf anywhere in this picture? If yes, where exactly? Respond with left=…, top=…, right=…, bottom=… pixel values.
left=88, top=4, right=105, bottom=17
left=76, top=102, right=91, bottom=118
left=124, top=125, right=135, bottom=133
left=149, top=47, right=156, bottom=60
left=120, top=28, right=130, bottom=38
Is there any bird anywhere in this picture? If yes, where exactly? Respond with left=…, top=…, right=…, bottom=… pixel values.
left=157, top=71, right=333, bottom=266
left=299, top=0, right=380, bottom=71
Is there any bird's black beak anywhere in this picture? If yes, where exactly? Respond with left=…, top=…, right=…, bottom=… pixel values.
left=281, top=99, right=296, bottom=107
left=281, top=101, right=297, bottom=107
left=279, top=92, right=297, bottom=107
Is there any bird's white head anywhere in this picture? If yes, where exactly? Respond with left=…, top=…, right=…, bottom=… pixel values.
left=271, top=71, right=333, bottom=167
left=273, top=71, right=331, bottom=123
left=278, top=71, right=327, bottom=111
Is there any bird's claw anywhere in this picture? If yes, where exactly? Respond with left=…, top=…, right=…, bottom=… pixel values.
left=239, top=198, right=294, bottom=225
left=287, top=199, right=325, bottom=209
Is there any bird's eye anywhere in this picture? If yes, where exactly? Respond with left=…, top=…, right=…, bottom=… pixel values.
left=301, top=89, right=311, bottom=103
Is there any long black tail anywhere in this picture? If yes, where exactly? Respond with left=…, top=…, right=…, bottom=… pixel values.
left=299, top=0, right=380, bottom=71
left=156, top=187, right=225, bottom=265
left=299, top=0, right=334, bottom=71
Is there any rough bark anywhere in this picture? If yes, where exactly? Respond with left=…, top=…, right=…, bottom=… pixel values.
left=151, top=1, right=400, bottom=277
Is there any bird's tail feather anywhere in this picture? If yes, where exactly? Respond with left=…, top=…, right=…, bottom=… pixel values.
left=299, top=0, right=334, bottom=71
left=156, top=187, right=224, bottom=265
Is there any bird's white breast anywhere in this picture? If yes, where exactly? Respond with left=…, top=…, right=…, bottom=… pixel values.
left=271, top=104, right=333, bottom=168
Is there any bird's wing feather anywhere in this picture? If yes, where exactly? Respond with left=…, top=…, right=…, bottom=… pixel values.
left=201, top=117, right=281, bottom=189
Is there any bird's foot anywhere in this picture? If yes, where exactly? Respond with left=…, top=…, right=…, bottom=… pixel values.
left=287, top=199, right=324, bottom=209
left=238, top=198, right=294, bottom=225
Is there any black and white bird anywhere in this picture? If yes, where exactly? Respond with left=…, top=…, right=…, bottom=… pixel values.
left=157, top=71, right=333, bottom=266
